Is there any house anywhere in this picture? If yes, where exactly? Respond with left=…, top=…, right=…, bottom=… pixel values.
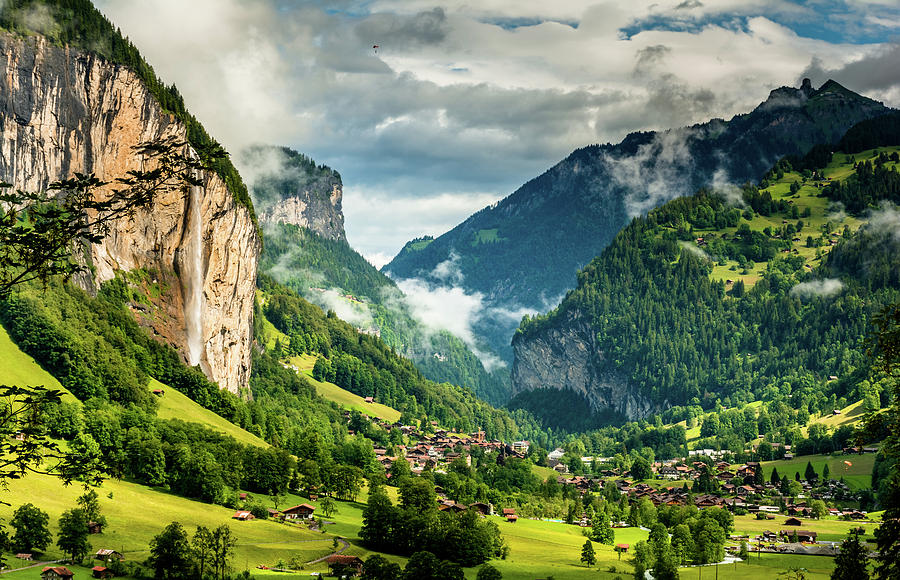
left=95, top=549, right=124, bottom=562
left=615, top=543, right=630, bottom=554
left=470, top=502, right=492, bottom=516
left=92, top=566, right=113, bottom=579
left=87, top=521, right=103, bottom=534
left=325, top=554, right=364, bottom=577
left=152, top=389, right=165, bottom=396
left=15, top=553, right=32, bottom=561
left=282, top=503, right=316, bottom=520
left=784, top=517, right=803, bottom=526
left=502, top=508, right=516, bottom=517
left=41, top=567, right=75, bottom=580
left=232, top=510, right=255, bottom=521
left=364, top=396, right=374, bottom=403
left=506, top=514, right=518, bottom=523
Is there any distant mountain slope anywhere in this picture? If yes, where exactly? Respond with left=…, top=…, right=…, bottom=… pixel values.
left=386, top=80, right=892, bottom=362
left=511, top=128, right=900, bottom=423
left=259, top=222, right=509, bottom=404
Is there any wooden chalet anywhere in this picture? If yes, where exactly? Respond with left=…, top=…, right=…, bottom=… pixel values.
left=502, top=508, right=516, bottom=517
left=282, top=503, right=316, bottom=520
left=781, top=529, right=818, bottom=542
left=152, top=388, right=165, bottom=396
left=438, top=502, right=467, bottom=513
left=506, top=514, right=518, bottom=522
left=95, top=549, right=124, bottom=562
left=87, top=521, right=103, bottom=534
left=784, top=517, right=803, bottom=526
left=232, top=510, right=255, bottom=521
left=41, top=567, right=75, bottom=580
left=325, top=554, right=364, bottom=576
left=615, top=543, right=630, bottom=553
left=470, top=502, right=492, bottom=516
left=92, top=566, right=113, bottom=579
left=15, top=553, right=32, bottom=561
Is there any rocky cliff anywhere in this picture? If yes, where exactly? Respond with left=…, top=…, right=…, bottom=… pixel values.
left=239, top=145, right=345, bottom=241
left=0, top=32, right=260, bottom=394
left=511, top=312, right=658, bottom=420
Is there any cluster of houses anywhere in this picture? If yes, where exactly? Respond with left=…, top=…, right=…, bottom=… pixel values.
left=36, top=549, right=124, bottom=579
left=232, top=502, right=317, bottom=522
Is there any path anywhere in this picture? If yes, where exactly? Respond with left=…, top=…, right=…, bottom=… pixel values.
left=305, top=538, right=350, bottom=565
left=1, top=559, right=63, bottom=574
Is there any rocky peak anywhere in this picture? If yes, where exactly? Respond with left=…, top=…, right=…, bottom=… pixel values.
left=238, top=145, right=345, bottom=241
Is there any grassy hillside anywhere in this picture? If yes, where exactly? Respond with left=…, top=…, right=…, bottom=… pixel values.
left=0, top=324, right=73, bottom=401
left=149, top=378, right=269, bottom=448
left=762, top=452, right=876, bottom=490
left=0, top=472, right=335, bottom=576
left=287, top=355, right=402, bottom=423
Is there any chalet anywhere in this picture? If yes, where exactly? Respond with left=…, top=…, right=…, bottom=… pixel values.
left=615, top=543, right=630, bottom=554
left=502, top=508, right=516, bottom=517
left=506, top=514, right=518, bottom=523
left=511, top=440, right=530, bottom=454
left=87, top=521, right=103, bottom=534
left=782, top=530, right=818, bottom=542
left=325, top=554, right=364, bottom=577
left=232, top=511, right=255, bottom=521
left=470, top=502, right=492, bottom=516
left=267, top=508, right=281, bottom=518
left=15, top=553, right=32, bottom=561
left=784, top=517, right=803, bottom=526
left=92, top=566, right=113, bottom=579
left=95, top=549, right=124, bottom=562
left=41, top=567, right=75, bottom=580
left=438, top=502, right=467, bottom=513
left=282, top=504, right=316, bottom=520
left=239, top=493, right=248, bottom=500
left=364, top=396, right=374, bottom=403
left=152, top=389, right=165, bottom=396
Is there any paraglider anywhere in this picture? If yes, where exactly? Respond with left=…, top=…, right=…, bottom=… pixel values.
left=373, top=44, right=379, bottom=54
left=843, top=460, right=852, bottom=469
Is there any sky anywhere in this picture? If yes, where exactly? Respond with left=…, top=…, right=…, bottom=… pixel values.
left=95, top=0, right=900, bottom=268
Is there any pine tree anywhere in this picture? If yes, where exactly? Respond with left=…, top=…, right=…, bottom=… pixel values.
left=580, top=539, right=596, bottom=567
left=770, top=467, right=781, bottom=486
left=832, top=528, right=868, bottom=580
left=805, top=461, right=817, bottom=481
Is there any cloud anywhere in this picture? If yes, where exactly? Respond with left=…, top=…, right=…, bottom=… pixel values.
left=800, top=42, right=900, bottom=102
left=790, top=278, right=845, bottom=299
left=679, top=241, right=712, bottom=261
left=93, top=0, right=900, bottom=262
left=865, top=203, right=900, bottom=241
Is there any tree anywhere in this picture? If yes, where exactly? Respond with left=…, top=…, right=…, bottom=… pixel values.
left=320, top=496, right=336, bottom=518
left=56, top=508, right=91, bottom=564
left=632, top=540, right=654, bottom=580
left=832, top=528, right=868, bottom=580
left=580, top=539, right=596, bottom=567
left=476, top=563, right=503, bottom=580
left=671, top=524, right=694, bottom=565
left=192, top=526, right=214, bottom=580
left=210, top=524, right=236, bottom=580
left=770, top=467, right=781, bottom=486
left=591, top=512, right=615, bottom=545
left=739, top=541, right=749, bottom=560
left=361, top=555, right=403, bottom=580
left=148, top=522, right=193, bottom=580
left=809, top=500, right=828, bottom=519
left=360, top=490, right=396, bottom=551
left=869, top=303, right=900, bottom=578
left=823, top=464, right=831, bottom=480
left=10, top=503, right=51, bottom=553
left=805, top=461, right=818, bottom=482
left=76, top=489, right=106, bottom=529
left=631, top=457, right=652, bottom=481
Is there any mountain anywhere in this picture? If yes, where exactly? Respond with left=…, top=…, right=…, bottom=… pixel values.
left=385, top=79, right=892, bottom=365
left=510, top=121, right=900, bottom=423
left=0, top=3, right=259, bottom=393
left=248, top=147, right=510, bottom=403
left=239, top=145, right=345, bottom=241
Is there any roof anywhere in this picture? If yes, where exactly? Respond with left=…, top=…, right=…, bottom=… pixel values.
left=41, top=567, right=74, bottom=577
left=283, top=503, right=315, bottom=512
left=92, top=566, right=109, bottom=572
left=616, top=543, right=630, bottom=549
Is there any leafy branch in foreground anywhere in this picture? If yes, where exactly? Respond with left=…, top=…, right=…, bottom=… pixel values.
left=0, top=137, right=206, bottom=298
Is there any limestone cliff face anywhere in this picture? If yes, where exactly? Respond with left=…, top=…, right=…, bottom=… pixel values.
left=0, top=32, right=259, bottom=394
left=258, top=182, right=344, bottom=240
left=511, top=311, right=658, bottom=420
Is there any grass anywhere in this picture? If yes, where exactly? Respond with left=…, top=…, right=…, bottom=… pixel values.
left=809, top=400, right=867, bottom=432
left=287, top=355, right=402, bottom=423
left=761, top=453, right=876, bottom=491
left=731, top=512, right=873, bottom=542
left=0, top=325, right=76, bottom=402
left=678, top=553, right=838, bottom=579
left=149, top=378, right=268, bottom=448
left=471, top=228, right=504, bottom=245
left=0, top=472, right=335, bottom=577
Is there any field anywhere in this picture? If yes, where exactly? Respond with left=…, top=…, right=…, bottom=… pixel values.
left=678, top=553, right=839, bottom=580
left=0, top=325, right=74, bottom=401
left=287, top=355, right=402, bottom=422
left=732, top=512, right=873, bottom=542
left=0, top=473, right=336, bottom=577
left=761, top=452, right=876, bottom=490
left=149, top=378, right=269, bottom=448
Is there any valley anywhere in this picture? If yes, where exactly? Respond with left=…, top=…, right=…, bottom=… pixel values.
left=0, top=1, right=898, bottom=579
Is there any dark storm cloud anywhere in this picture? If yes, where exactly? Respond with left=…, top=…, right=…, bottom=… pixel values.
left=801, top=42, right=900, bottom=93
left=354, top=7, right=449, bottom=48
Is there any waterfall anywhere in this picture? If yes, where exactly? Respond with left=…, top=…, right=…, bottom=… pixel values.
left=184, top=171, right=205, bottom=366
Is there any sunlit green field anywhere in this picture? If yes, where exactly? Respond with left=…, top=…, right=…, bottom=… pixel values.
left=287, top=355, right=402, bottom=422
left=761, top=452, right=876, bottom=490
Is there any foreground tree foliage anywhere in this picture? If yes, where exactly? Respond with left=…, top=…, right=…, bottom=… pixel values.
left=832, top=528, right=869, bottom=580
left=10, top=502, right=51, bottom=553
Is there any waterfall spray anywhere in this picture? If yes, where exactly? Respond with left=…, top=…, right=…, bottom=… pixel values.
left=184, top=161, right=205, bottom=366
